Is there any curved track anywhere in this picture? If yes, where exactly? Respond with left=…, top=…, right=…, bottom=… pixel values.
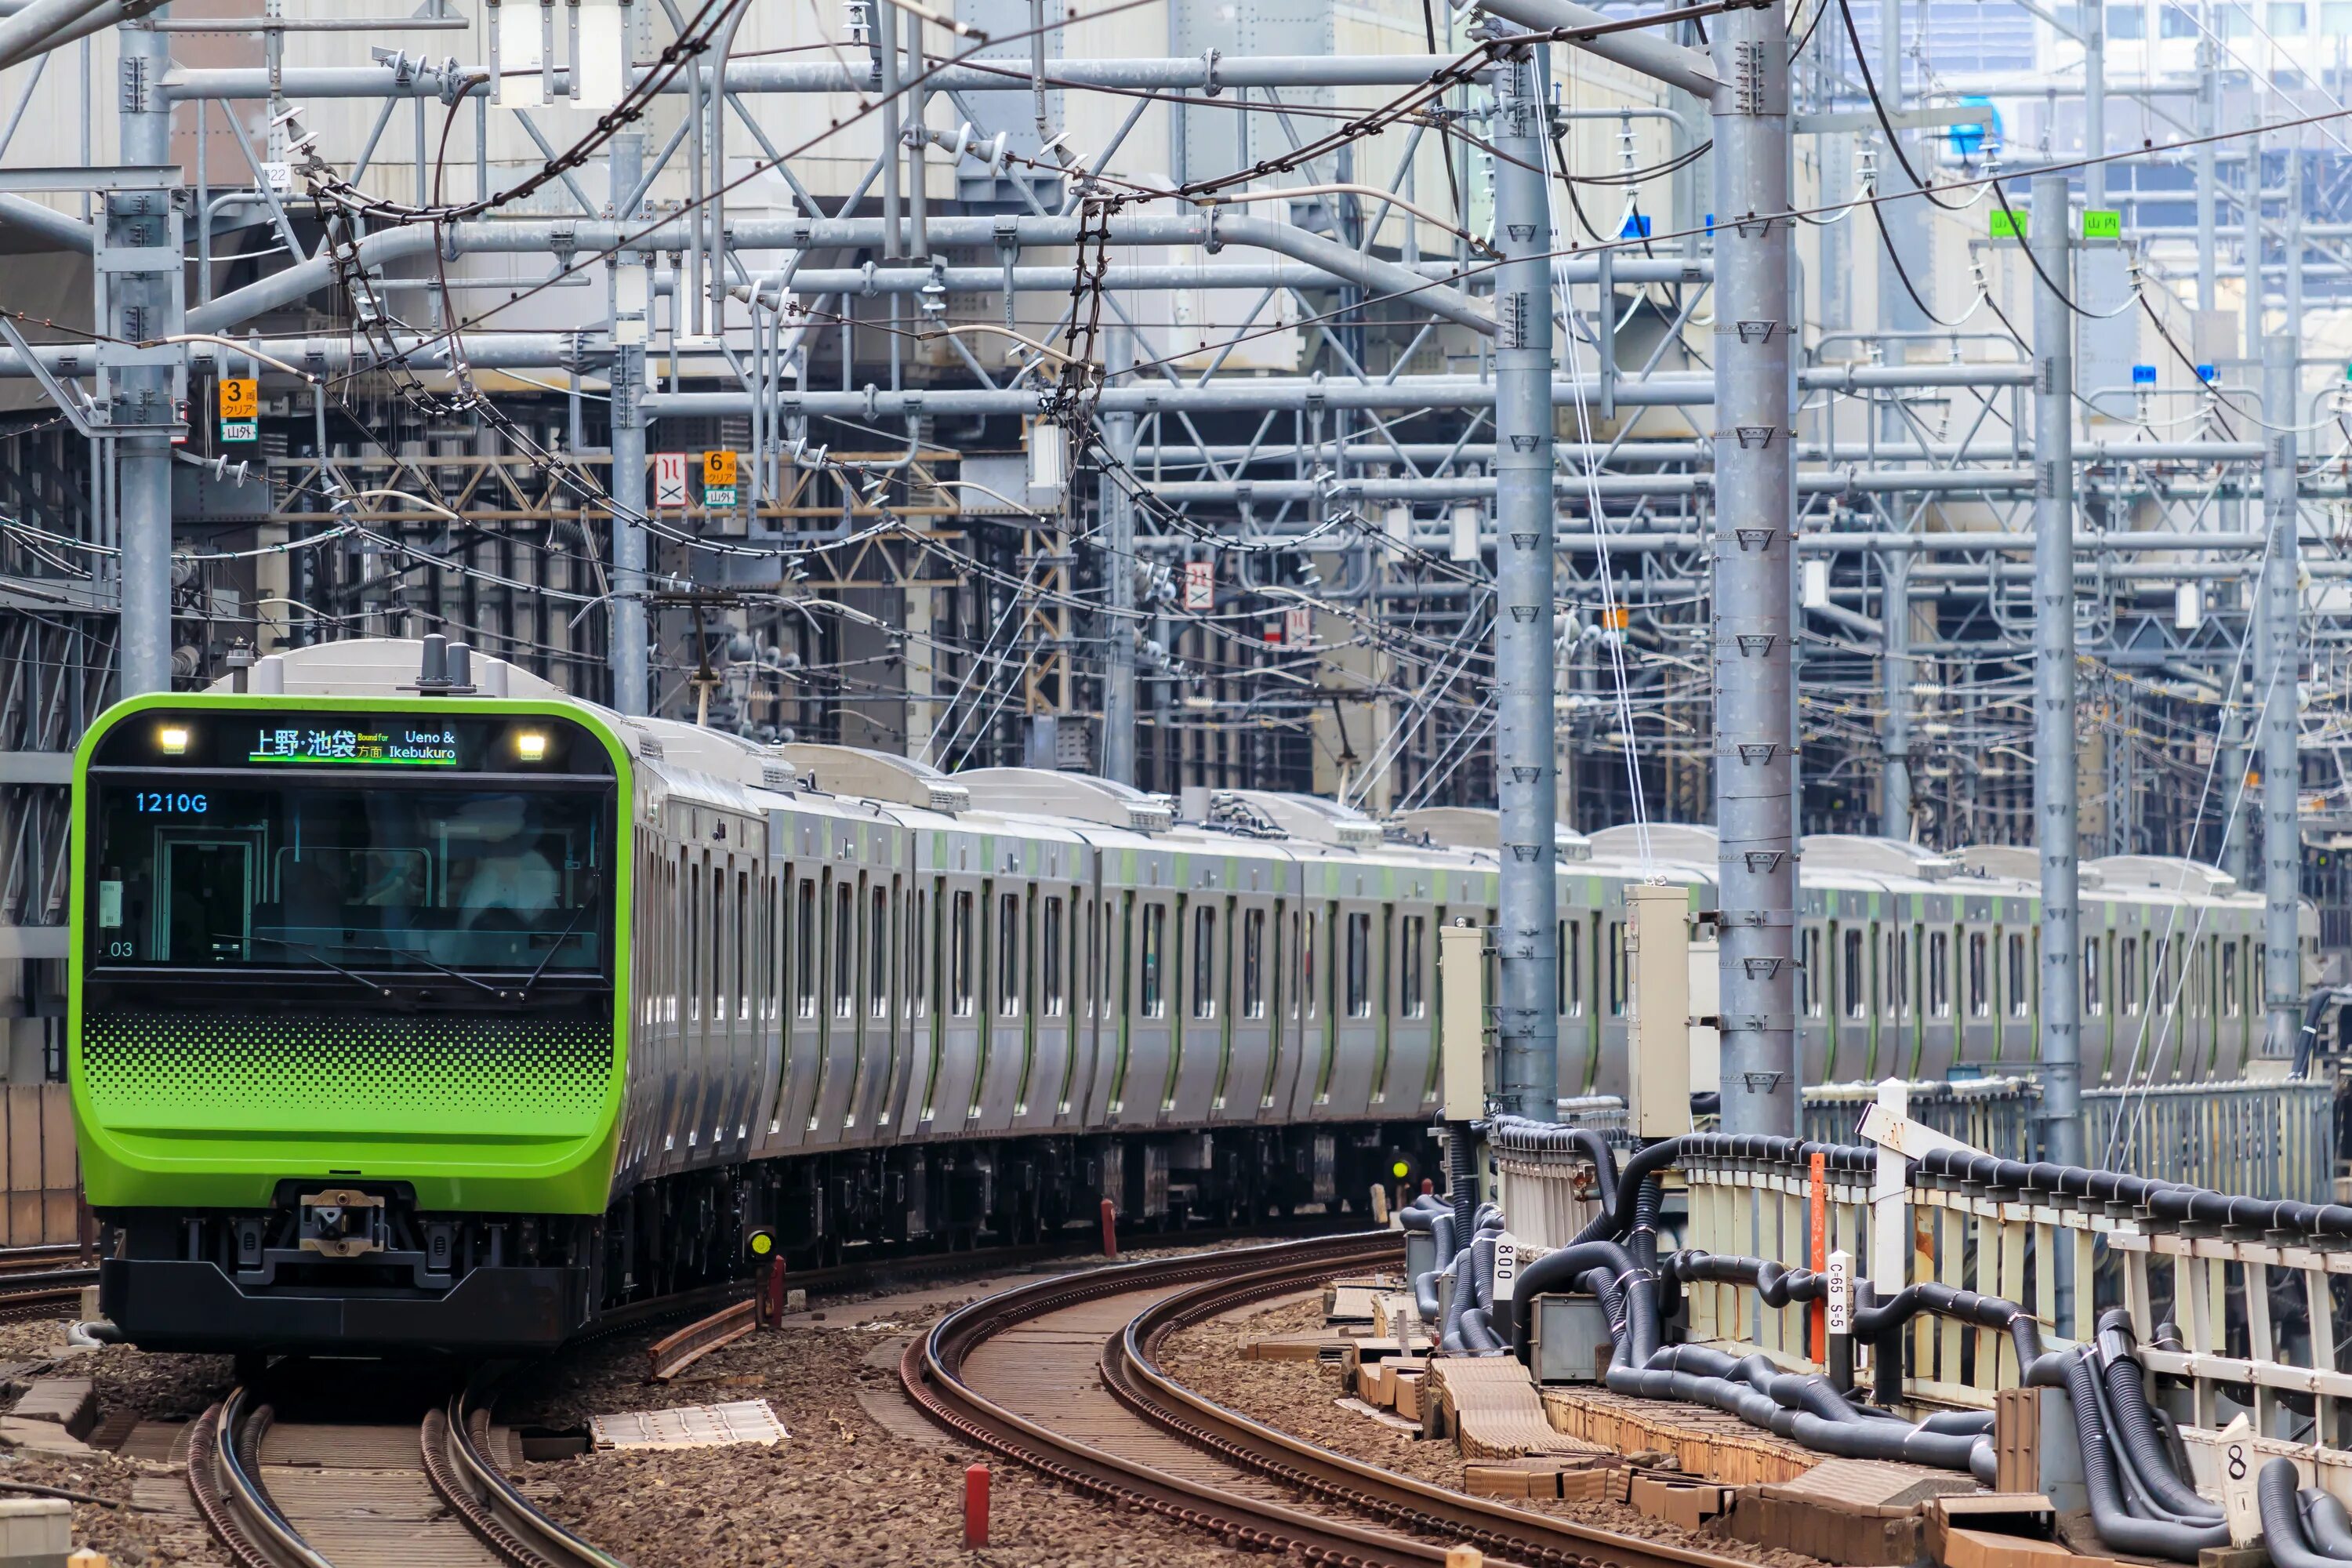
left=190, top=1375, right=626, bottom=1568
left=902, top=1232, right=1759, bottom=1568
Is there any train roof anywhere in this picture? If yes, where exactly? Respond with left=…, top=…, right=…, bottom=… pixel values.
left=189, top=643, right=2278, bottom=918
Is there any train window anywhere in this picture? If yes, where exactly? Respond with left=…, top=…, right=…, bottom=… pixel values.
left=2190, top=942, right=2208, bottom=1016
left=1799, top=927, right=1821, bottom=1018
left=2006, top=933, right=2027, bottom=1018
left=998, top=893, right=1022, bottom=1018
left=833, top=883, right=855, bottom=1019
left=2223, top=940, right=2241, bottom=1015
left=1843, top=929, right=1864, bottom=1018
left=1893, top=930, right=1912, bottom=1017
left=951, top=891, right=975, bottom=1017
left=795, top=880, right=817, bottom=1019
left=1345, top=912, right=1372, bottom=1018
left=1042, top=896, right=1065, bottom=1017
left=688, top=861, right=703, bottom=1024
left=1927, top=932, right=1948, bottom=1017
left=1555, top=922, right=1568, bottom=1015
left=1400, top=916, right=1426, bottom=1019
left=737, top=871, right=751, bottom=1022
left=1606, top=921, right=1624, bottom=1017
left=1566, top=922, right=1584, bottom=1015
left=767, top=876, right=782, bottom=1024
left=870, top=887, right=890, bottom=1018
left=710, top=865, right=725, bottom=1024
left=1192, top=906, right=1217, bottom=1020
left=908, top=888, right=927, bottom=1015
left=1096, top=902, right=1115, bottom=1025
left=2121, top=937, right=2139, bottom=1014
left=1243, top=909, right=1266, bottom=1018
left=2085, top=938, right=2103, bottom=1016
left=1967, top=933, right=1987, bottom=1018
left=1141, top=902, right=1167, bottom=1018
left=1302, top=913, right=1318, bottom=1020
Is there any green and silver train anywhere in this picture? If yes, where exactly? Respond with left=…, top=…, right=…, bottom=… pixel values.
left=69, top=638, right=2307, bottom=1355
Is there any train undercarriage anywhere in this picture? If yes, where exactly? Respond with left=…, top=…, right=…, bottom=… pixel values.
left=94, top=1122, right=1436, bottom=1356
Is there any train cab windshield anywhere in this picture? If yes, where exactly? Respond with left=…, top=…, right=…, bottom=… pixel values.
left=82, top=708, right=617, bottom=984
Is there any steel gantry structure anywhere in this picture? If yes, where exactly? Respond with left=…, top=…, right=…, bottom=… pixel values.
left=1, top=0, right=2350, bottom=1126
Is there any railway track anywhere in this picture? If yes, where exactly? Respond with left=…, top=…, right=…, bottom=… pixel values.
left=0, top=1244, right=97, bottom=1324
left=188, top=1372, right=626, bottom=1568
left=902, top=1232, right=1755, bottom=1568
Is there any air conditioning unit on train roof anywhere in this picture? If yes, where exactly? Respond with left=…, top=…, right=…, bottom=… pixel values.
left=1211, top=790, right=1389, bottom=850
left=953, top=768, right=1173, bottom=833
left=1585, top=822, right=1719, bottom=866
left=1391, top=807, right=1593, bottom=861
left=775, top=743, right=969, bottom=815
left=2084, top=854, right=2239, bottom=898
left=1955, top=844, right=2108, bottom=891
left=1799, top=835, right=1961, bottom=882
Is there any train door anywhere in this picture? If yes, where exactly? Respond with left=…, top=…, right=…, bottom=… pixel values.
left=1798, top=918, right=1831, bottom=1083
left=1039, top=883, right=1081, bottom=1123
left=1950, top=922, right=1985, bottom=1069
left=1170, top=892, right=1224, bottom=1121
left=2083, top=928, right=2109, bottom=1081
left=775, top=869, right=822, bottom=1143
left=1220, top=895, right=1272, bottom=1120
left=1016, top=884, right=1062, bottom=1127
left=1559, top=912, right=1594, bottom=1094
left=1085, top=888, right=1126, bottom=1123
left=1597, top=905, right=1628, bottom=1102
left=1388, top=904, right=1433, bottom=1112
left=1831, top=918, right=1868, bottom=1081
left=973, top=880, right=1025, bottom=1131
left=886, top=876, right=926, bottom=1131
left=721, top=860, right=756, bottom=1152
left=749, top=867, right=786, bottom=1157
left=1108, top=889, right=1138, bottom=1120
left=1301, top=902, right=1335, bottom=1118
left=845, top=876, right=893, bottom=1134
left=1114, top=890, right=1173, bottom=1126
left=928, top=875, right=982, bottom=1133
left=689, top=856, right=724, bottom=1158
left=1320, top=901, right=1380, bottom=1116
left=1920, top=920, right=1956, bottom=1079
left=1258, top=894, right=1290, bottom=1116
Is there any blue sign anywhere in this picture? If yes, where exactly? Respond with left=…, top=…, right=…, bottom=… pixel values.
left=2196, top=365, right=2216, bottom=383
left=1619, top=213, right=1652, bottom=239
left=2131, top=365, right=2157, bottom=385
left=1946, top=96, right=2001, bottom=159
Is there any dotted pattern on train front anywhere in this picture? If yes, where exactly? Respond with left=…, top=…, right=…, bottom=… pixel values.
left=79, top=1012, right=615, bottom=1132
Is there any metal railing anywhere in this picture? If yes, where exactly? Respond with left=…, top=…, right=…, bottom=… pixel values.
left=1803, top=1076, right=2338, bottom=1204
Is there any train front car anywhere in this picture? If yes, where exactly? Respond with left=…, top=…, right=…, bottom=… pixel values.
left=71, top=693, right=629, bottom=1355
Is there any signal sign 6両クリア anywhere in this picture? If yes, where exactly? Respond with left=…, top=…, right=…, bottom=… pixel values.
left=702, top=450, right=738, bottom=509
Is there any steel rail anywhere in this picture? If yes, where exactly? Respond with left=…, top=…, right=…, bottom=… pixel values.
left=1114, top=1250, right=1749, bottom=1568
left=902, top=1232, right=1775, bottom=1568
left=902, top=1232, right=1459, bottom=1565
left=424, top=1374, right=634, bottom=1568
left=187, top=1388, right=336, bottom=1568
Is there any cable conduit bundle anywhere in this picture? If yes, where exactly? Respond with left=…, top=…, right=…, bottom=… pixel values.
left=2260, top=1459, right=2352, bottom=1568
left=2061, top=1349, right=2230, bottom=1561
left=2296, top=1487, right=2352, bottom=1560
left=2094, top=1311, right=2221, bottom=1523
